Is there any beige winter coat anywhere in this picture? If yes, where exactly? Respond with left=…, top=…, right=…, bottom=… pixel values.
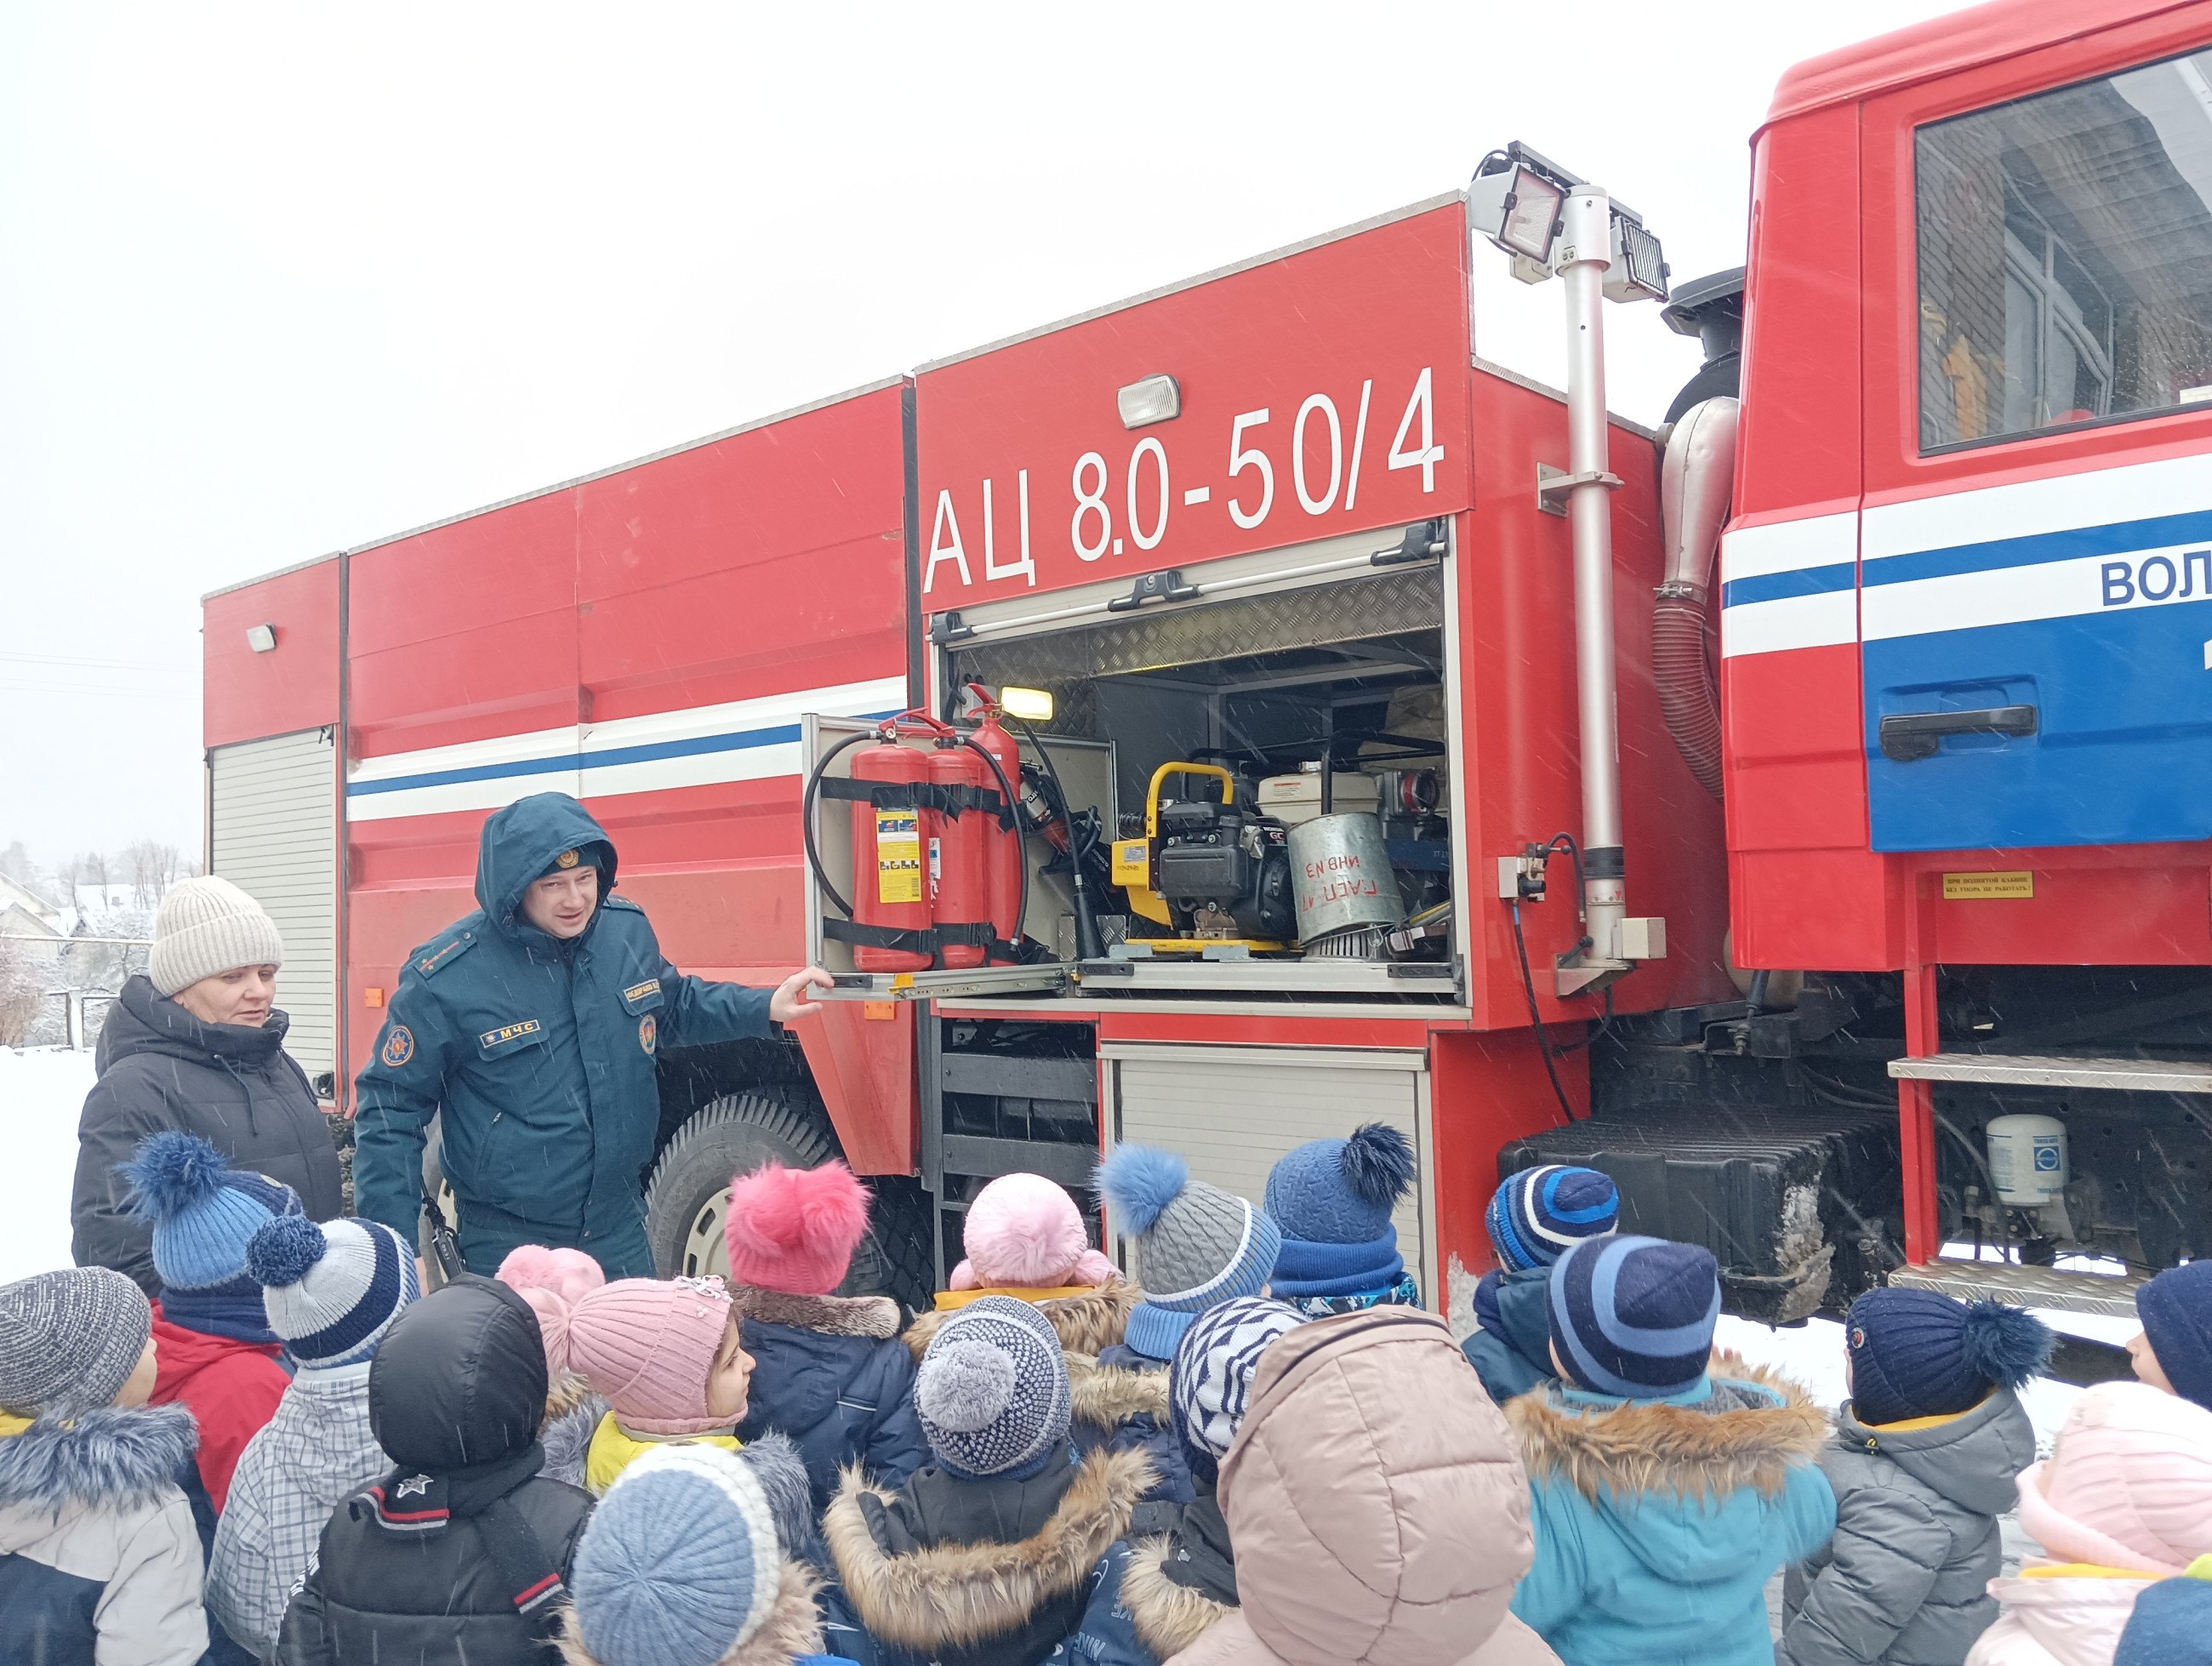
left=1164, top=1307, right=1560, bottom=1666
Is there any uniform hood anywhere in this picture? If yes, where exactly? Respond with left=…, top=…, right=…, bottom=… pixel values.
left=474, top=792, right=618, bottom=939
left=1507, top=1359, right=1828, bottom=1585
left=1217, top=1307, right=1535, bottom=1666
left=368, top=1277, right=548, bottom=1474
left=1836, top=1385, right=2036, bottom=1518
left=0, top=1403, right=197, bottom=1525
left=99, top=973, right=292, bottom=1075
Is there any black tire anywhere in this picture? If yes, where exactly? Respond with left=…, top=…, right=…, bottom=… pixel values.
left=643, top=1093, right=934, bottom=1311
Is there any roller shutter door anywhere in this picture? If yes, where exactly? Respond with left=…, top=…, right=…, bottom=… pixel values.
left=1102, top=1043, right=1434, bottom=1309
left=209, top=727, right=338, bottom=1093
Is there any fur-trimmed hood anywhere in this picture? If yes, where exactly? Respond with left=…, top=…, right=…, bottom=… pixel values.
left=729, top=1281, right=903, bottom=1341
left=904, top=1282, right=1137, bottom=1362
left=1123, top=1532, right=1236, bottom=1658
left=0, top=1403, right=197, bottom=1519
left=823, top=1446, right=1154, bottom=1654
left=1507, top=1355, right=1829, bottom=1508
left=556, top=1555, right=825, bottom=1666
left=1067, top=1349, right=1169, bottom=1429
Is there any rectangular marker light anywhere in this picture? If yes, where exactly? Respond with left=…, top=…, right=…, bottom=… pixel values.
left=1116, top=374, right=1180, bottom=429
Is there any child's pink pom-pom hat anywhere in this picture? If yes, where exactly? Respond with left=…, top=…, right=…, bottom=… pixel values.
left=949, top=1172, right=1116, bottom=1292
left=722, top=1160, right=872, bottom=1296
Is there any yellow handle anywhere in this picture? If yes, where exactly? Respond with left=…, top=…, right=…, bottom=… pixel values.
left=1144, top=762, right=1235, bottom=837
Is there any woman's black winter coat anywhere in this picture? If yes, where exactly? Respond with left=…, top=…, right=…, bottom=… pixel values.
left=73, top=975, right=345, bottom=1292
left=276, top=1279, right=593, bottom=1666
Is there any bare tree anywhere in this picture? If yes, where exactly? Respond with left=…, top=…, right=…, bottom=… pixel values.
left=122, top=841, right=183, bottom=908
left=71, top=849, right=113, bottom=894
left=0, top=938, right=42, bottom=1047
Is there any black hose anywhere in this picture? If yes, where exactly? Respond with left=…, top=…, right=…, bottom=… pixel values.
left=1512, top=899, right=1581, bottom=1127
left=1006, top=715, right=1103, bottom=960
left=801, top=730, right=875, bottom=921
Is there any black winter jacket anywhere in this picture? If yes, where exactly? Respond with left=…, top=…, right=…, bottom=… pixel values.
left=276, top=1279, right=593, bottom=1666
left=74, top=976, right=344, bottom=1294
left=729, top=1286, right=926, bottom=1512
left=823, top=1441, right=1154, bottom=1666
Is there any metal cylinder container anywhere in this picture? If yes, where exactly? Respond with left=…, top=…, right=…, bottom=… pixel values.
left=1287, top=812, right=1404, bottom=956
left=1987, top=1113, right=2069, bottom=1207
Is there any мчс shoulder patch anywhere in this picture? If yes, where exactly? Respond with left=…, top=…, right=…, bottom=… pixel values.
left=379, top=1025, right=415, bottom=1069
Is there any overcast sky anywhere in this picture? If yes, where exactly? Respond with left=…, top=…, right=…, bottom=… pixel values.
left=0, top=0, right=1975, bottom=869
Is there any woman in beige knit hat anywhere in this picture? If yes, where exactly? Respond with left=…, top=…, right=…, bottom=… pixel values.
left=71, top=876, right=345, bottom=1294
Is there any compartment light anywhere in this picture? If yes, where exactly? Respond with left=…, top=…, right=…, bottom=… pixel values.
left=246, top=623, right=277, bottom=653
left=1116, top=374, right=1181, bottom=429
left=999, top=685, right=1055, bottom=723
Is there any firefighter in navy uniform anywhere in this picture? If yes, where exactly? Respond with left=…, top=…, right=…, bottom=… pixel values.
left=351, top=790, right=830, bottom=1278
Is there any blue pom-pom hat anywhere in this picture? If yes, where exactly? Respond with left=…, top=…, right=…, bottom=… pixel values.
left=120, top=1132, right=300, bottom=1342
left=1263, top=1125, right=1420, bottom=1309
left=1847, top=1288, right=2053, bottom=1425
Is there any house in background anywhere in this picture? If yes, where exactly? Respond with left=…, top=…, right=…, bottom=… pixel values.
left=0, top=873, right=65, bottom=941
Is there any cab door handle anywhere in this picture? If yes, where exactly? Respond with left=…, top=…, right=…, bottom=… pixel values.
left=1878, top=704, right=2039, bottom=762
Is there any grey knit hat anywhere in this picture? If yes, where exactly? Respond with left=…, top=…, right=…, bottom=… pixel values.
left=1096, top=1144, right=1283, bottom=1361
left=151, top=875, right=284, bottom=997
left=915, top=1295, right=1071, bottom=1478
left=0, top=1268, right=152, bottom=1416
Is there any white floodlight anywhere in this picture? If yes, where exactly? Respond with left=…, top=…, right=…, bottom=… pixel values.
left=999, top=685, right=1055, bottom=723
left=246, top=624, right=277, bottom=653
left=1116, top=374, right=1181, bottom=429
left=1469, top=157, right=1565, bottom=270
left=1605, top=214, right=1670, bottom=304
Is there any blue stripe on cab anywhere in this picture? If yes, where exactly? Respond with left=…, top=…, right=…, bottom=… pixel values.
left=346, top=710, right=902, bottom=799
left=1720, top=562, right=1856, bottom=609
left=1863, top=505, right=2212, bottom=587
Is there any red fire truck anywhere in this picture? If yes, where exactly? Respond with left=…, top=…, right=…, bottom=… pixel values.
left=201, top=0, right=2212, bottom=1339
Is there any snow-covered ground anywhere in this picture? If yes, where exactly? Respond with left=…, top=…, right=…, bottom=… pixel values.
left=0, top=1046, right=94, bottom=1281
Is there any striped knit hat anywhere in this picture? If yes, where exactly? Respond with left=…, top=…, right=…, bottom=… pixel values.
left=1547, top=1234, right=1719, bottom=1398
left=1169, top=1297, right=1304, bottom=1482
left=1486, top=1165, right=1619, bottom=1273
left=247, top=1215, right=421, bottom=1367
left=121, top=1131, right=301, bottom=1342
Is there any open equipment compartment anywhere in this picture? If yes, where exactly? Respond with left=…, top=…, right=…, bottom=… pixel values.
left=803, top=520, right=1467, bottom=1003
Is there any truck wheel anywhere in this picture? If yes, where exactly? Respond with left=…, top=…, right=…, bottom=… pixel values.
left=643, top=1093, right=933, bottom=1311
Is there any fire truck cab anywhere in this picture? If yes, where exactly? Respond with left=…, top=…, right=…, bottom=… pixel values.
left=200, top=0, right=2212, bottom=1336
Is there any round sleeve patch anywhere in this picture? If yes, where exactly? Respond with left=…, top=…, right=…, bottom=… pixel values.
left=637, top=1014, right=657, bottom=1056
left=379, top=1024, right=416, bottom=1069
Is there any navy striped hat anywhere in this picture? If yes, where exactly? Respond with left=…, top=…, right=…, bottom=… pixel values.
left=1546, top=1235, right=1719, bottom=1398
left=247, top=1215, right=421, bottom=1367
left=1486, top=1165, right=1620, bottom=1272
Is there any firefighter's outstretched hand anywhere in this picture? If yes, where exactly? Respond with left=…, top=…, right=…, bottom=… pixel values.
left=770, top=966, right=835, bottom=1024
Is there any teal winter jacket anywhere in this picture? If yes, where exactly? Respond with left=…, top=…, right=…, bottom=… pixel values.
left=351, top=793, right=772, bottom=1255
left=1508, top=1363, right=1838, bottom=1666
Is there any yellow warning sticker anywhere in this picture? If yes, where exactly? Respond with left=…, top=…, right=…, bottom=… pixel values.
left=875, top=809, right=923, bottom=904
left=1942, top=870, right=2034, bottom=900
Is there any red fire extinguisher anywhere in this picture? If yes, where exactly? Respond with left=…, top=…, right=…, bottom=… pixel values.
left=926, top=737, right=989, bottom=970
left=847, top=730, right=932, bottom=972
left=966, top=689, right=1027, bottom=961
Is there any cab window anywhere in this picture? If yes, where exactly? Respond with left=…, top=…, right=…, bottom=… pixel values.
left=1917, top=46, right=2212, bottom=451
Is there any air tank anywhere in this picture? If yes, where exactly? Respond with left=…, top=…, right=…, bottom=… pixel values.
left=1986, top=1113, right=2069, bottom=1208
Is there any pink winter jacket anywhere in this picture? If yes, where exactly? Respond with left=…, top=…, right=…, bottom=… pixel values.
left=1964, top=1381, right=2212, bottom=1666
left=1165, top=1307, right=1559, bottom=1666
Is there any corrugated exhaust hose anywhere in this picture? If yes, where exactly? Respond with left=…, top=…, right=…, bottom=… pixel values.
left=1655, top=396, right=1737, bottom=802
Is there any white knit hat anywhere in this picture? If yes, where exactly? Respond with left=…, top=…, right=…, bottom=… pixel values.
left=150, top=875, right=284, bottom=996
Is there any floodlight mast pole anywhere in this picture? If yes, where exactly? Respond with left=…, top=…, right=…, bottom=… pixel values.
left=1555, top=185, right=1630, bottom=998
